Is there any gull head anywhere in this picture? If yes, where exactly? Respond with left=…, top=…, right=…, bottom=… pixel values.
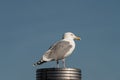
left=62, top=32, right=81, bottom=40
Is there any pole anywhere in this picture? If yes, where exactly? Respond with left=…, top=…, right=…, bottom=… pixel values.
left=36, top=68, right=81, bottom=80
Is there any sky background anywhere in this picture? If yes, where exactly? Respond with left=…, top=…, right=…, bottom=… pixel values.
left=0, top=0, right=120, bottom=80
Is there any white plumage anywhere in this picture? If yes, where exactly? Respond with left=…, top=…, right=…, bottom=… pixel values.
left=33, top=32, right=81, bottom=68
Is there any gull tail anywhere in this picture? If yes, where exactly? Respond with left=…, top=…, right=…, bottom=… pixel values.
left=33, top=60, right=46, bottom=67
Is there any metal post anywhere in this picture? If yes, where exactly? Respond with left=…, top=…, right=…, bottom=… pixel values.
left=36, top=68, right=81, bottom=80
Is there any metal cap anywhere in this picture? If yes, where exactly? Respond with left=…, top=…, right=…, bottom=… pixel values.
left=36, top=68, right=81, bottom=80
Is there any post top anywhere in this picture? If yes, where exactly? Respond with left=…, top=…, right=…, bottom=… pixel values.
left=36, top=68, right=81, bottom=72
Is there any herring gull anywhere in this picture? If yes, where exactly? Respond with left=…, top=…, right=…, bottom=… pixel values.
left=33, top=32, right=81, bottom=68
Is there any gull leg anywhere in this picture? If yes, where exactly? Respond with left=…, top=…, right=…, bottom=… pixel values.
left=56, top=60, right=59, bottom=68
left=62, top=58, right=66, bottom=68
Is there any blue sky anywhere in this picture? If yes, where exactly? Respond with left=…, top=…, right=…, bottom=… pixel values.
left=0, top=0, right=120, bottom=80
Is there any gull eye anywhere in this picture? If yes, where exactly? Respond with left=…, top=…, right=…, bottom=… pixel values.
left=71, top=34, right=74, bottom=36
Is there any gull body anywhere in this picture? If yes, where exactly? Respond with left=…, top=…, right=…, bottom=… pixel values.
left=33, top=32, right=81, bottom=68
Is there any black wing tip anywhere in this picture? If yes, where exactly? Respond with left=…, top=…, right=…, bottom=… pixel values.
left=33, top=61, right=47, bottom=67
left=33, top=63, right=37, bottom=67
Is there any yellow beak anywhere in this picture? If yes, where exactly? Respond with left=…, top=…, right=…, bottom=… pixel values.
left=75, top=36, right=81, bottom=40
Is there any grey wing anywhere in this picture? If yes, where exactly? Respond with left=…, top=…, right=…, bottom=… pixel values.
left=44, top=41, right=72, bottom=60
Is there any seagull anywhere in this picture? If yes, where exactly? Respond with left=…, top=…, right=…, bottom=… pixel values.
left=33, top=32, right=81, bottom=68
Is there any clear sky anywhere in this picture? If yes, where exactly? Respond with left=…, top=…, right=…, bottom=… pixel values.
left=0, top=0, right=120, bottom=80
